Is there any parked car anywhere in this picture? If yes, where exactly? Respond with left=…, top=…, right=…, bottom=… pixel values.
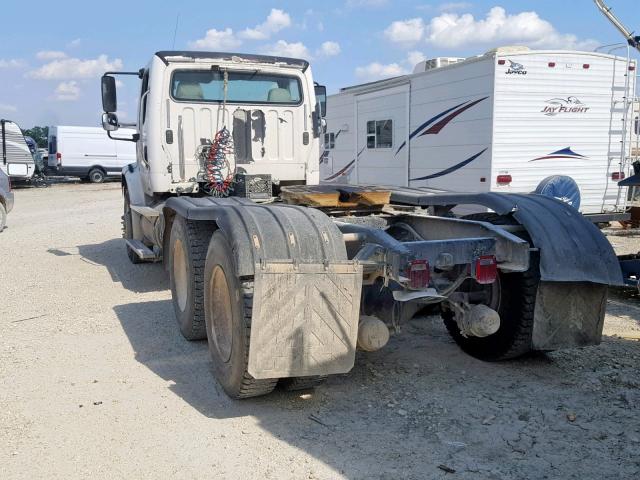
left=47, top=126, right=136, bottom=183
left=0, top=168, right=14, bottom=231
left=36, top=147, right=48, bottom=174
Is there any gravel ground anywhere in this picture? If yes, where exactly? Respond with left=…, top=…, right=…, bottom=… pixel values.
left=1, top=182, right=639, bottom=480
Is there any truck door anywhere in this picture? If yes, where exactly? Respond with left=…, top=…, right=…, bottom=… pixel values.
left=137, top=69, right=152, bottom=192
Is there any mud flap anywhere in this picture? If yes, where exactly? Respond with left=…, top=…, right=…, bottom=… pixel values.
left=532, top=281, right=607, bottom=351
left=248, top=261, right=363, bottom=379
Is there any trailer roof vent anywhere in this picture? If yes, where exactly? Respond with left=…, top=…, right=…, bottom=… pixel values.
left=413, top=57, right=466, bottom=73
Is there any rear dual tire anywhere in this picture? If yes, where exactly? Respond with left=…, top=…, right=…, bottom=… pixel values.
left=169, top=216, right=216, bottom=341
left=170, top=223, right=327, bottom=398
left=204, top=232, right=278, bottom=398
left=442, top=213, right=540, bottom=361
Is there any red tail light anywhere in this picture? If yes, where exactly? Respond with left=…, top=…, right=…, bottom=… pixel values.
left=583, top=64, right=590, bottom=69
left=548, top=62, right=556, bottom=68
left=56, top=152, right=62, bottom=166
left=474, top=255, right=498, bottom=285
left=498, top=59, right=505, bottom=65
left=612, top=172, right=625, bottom=181
left=407, top=260, right=430, bottom=289
left=496, top=174, right=512, bottom=185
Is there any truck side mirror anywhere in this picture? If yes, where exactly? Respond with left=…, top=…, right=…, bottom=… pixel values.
left=314, top=84, right=327, bottom=118
left=101, top=75, right=117, bottom=113
left=102, top=112, right=119, bottom=132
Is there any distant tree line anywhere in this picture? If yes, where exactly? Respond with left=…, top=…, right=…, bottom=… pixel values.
left=21, top=126, right=49, bottom=148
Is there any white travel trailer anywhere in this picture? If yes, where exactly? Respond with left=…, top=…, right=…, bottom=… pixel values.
left=0, top=119, right=36, bottom=180
left=321, top=47, right=637, bottom=217
left=47, top=126, right=136, bottom=182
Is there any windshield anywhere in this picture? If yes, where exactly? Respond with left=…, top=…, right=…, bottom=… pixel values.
left=171, top=70, right=302, bottom=105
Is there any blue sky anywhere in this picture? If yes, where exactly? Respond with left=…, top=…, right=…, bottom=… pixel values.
left=0, top=0, right=638, bottom=128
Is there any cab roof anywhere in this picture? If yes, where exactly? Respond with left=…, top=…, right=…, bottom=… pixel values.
left=154, top=51, right=309, bottom=71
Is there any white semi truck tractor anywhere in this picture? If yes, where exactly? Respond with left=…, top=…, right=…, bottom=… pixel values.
left=101, top=51, right=624, bottom=399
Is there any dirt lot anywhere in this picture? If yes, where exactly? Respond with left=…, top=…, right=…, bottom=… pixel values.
left=1, top=182, right=639, bottom=480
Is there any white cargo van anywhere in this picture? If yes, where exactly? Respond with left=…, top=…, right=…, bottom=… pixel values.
left=0, top=119, right=36, bottom=180
left=322, top=47, right=637, bottom=218
left=47, top=126, right=136, bottom=182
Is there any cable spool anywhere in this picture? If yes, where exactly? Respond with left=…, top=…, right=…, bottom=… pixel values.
left=201, top=127, right=235, bottom=196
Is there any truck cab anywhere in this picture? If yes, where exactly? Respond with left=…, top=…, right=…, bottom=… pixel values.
left=103, top=51, right=325, bottom=197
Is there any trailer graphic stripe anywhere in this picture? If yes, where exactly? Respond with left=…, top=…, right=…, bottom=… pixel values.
left=409, top=148, right=488, bottom=182
left=395, top=101, right=469, bottom=155
left=395, top=96, right=489, bottom=155
left=323, top=146, right=365, bottom=181
left=419, top=96, right=489, bottom=136
left=529, top=147, right=587, bottom=162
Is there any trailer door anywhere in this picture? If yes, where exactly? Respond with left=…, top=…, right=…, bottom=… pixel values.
left=355, top=84, right=410, bottom=186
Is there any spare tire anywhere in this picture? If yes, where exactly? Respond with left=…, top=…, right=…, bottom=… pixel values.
left=534, top=175, right=581, bottom=210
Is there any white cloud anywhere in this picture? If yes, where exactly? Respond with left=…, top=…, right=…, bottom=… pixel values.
left=0, top=103, right=17, bottom=113
left=355, top=51, right=430, bottom=81
left=346, top=0, right=389, bottom=7
left=28, top=55, right=123, bottom=80
left=384, top=18, right=425, bottom=46
left=317, top=41, right=341, bottom=57
left=425, top=7, right=598, bottom=50
left=240, top=9, right=291, bottom=40
left=67, top=38, right=81, bottom=48
left=36, top=50, right=67, bottom=60
left=407, top=50, right=426, bottom=66
left=54, top=81, right=80, bottom=101
left=264, top=40, right=311, bottom=59
left=355, top=62, right=407, bottom=80
left=0, top=58, right=27, bottom=68
left=188, top=28, right=242, bottom=50
left=438, top=2, right=472, bottom=11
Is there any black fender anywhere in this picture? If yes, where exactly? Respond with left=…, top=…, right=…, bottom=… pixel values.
left=163, top=196, right=347, bottom=277
left=121, top=163, right=146, bottom=206
left=389, top=189, right=624, bottom=286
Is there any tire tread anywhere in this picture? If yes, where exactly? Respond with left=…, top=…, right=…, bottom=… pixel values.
left=236, top=282, right=278, bottom=398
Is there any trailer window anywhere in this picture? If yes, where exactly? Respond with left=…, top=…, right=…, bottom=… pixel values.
left=366, top=120, right=393, bottom=149
left=324, top=132, right=335, bottom=149
left=171, top=70, right=302, bottom=105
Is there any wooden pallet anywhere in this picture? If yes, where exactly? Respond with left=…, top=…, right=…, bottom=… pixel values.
left=280, top=185, right=391, bottom=208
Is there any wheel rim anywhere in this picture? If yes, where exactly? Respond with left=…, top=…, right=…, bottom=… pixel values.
left=91, top=171, right=102, bottom=182
left=173, top=239, right=188, bottom=312
left=467, top=275, right=502, bottom=311
left=208, top=265, right=233, bottom=363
